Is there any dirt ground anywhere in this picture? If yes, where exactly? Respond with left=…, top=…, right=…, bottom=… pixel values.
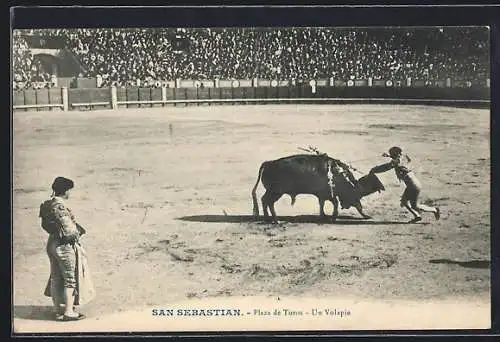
left=12, top=104, right=490, bottom=329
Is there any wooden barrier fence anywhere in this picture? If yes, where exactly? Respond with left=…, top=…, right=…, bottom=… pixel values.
left=12, top=84, right=491, bottom=112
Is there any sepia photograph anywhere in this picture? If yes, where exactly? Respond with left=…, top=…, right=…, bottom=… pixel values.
left=11, top=16, right=491, bottom=334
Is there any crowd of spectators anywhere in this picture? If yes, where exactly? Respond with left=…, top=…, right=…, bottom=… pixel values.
left=12, top=27, right=489, bottom=89
left=12, top=31, right=52, bottom=87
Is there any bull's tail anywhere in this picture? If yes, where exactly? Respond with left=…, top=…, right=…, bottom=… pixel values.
left=252, top=162, right=266, bottom=216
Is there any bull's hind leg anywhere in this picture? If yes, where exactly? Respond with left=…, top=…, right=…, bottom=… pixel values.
left=262, top=191, right=282, bottom=224
left=261, top=192, right=271, bottom=221
left=268, top=193, right=283, bottom=224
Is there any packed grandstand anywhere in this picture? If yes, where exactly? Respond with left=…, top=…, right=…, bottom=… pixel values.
left=12, top=27, right=489, bottom=89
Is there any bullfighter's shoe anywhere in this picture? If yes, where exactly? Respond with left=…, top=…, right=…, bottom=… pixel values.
left=408, top=216, right=422, bottom=223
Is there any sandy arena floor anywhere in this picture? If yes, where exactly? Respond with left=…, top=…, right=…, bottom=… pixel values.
left=12, top=104, right=491, bottom=332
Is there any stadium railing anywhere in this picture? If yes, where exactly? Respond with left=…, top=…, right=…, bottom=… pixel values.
left=12, top=77, right=491, bottom=112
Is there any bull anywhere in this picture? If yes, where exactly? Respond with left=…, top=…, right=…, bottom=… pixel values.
left=251, top=154, right=385, bottom=223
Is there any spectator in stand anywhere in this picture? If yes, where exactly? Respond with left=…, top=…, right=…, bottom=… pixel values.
left=12, top=27, right=489, bottom=88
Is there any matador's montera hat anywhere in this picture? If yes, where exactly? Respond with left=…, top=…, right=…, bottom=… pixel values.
left=51, top=176, right=74, bottom=194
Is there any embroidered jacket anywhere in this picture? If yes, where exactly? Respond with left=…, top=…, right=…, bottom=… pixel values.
left=39, top=197, right=81, bottom=243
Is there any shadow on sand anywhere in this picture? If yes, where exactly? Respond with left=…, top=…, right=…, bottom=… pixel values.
left=429, top=259, right=491, bottom=269
left=176, top=214, right=413, bottom=225
left=13, top=305, right=56, bottom=321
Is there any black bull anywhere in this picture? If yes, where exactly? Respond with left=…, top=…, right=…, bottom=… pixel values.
left=251, top=154, right=385, bottom=222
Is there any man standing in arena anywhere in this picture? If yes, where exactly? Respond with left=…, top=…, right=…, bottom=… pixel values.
left=369, top=146, right=441, bottom=223
left=39, top=177, right=95, bottom=321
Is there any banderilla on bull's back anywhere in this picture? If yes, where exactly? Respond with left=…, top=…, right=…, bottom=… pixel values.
left=297, top=146, right=324, bottom=155
left=297, top=146, right=364, bottom=174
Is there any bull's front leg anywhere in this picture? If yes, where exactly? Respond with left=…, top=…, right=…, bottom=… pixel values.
left=318, top=198, right=326, bottom=217
left=354, top=201, right=372, bottom=219
left=330, top=196, right=339, bottom=222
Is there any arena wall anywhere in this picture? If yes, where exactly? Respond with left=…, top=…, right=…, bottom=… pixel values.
left=12, top=83, right=490, bottom=112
